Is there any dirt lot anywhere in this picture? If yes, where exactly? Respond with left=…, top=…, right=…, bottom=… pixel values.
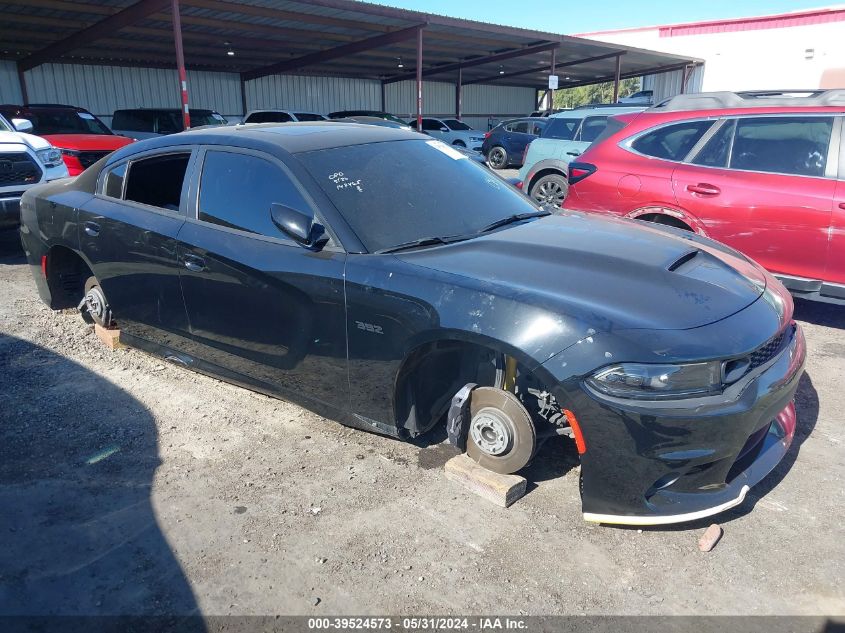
left=0, top=230, right=843, bottom=617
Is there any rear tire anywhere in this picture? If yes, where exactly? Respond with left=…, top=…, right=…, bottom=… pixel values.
left=487, top=146, right=508, bottom=170
left=529, top=173, right=568, bottom=208
left=80, top=276, right=112, bottom=327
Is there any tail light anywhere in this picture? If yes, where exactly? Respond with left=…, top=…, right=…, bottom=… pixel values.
left=521, top=141, right=531, bottom=165
left=568, top=162, right=596, bottom=185
left=41, top=254, right=48, bottom=278
left=483, top=131, right=491, bottom=138
left=515, top=181, right=523, bottom=190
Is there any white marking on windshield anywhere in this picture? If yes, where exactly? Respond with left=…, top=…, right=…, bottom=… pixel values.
left=329, top=171, right=363, bottom=193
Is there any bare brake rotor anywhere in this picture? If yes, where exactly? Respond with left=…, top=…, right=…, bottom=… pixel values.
left=466, top=386, right=536, bottom=474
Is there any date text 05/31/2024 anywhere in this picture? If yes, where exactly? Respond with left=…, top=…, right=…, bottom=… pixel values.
left=307, top=617, right=528, bottom=630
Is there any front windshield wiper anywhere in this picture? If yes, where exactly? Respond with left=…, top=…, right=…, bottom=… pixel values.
left=375, top=235, right=468, bottom=254
left=477, top=210, right=551, bottom=234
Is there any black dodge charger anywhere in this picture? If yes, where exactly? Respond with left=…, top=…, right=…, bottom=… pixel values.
left=19, top=122, right=805, bottom=525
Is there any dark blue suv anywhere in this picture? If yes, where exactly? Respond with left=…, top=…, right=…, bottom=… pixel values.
left=481, top=118, right=548, bottom=170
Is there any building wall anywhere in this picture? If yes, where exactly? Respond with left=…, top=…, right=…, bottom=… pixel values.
left=584, top=15, right=845, bottom=93
left=386, top=80, right=535, bottom=130
left=244, top=74, right=381, bottom=114
left=0, top=61, right=535, bottom=132
left=642, top=65, right=704, bottom=102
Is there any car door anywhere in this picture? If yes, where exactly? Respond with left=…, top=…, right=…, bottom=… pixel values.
left=828, top=121, right=845, bottom=289
left=506, top=120, right=533, bottom=157
left=175, top=146, right=349, bottom=410
left=78, top=148, right=195, bottom=346
left=673, top=115, right=836, bottom=282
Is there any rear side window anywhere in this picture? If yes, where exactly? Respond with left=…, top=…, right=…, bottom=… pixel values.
left=198, top=150, right=310, bottom=238
left=528, top=121, right=545, bottom=136
left=124, top=153, right=190, bottom=211
left=421, top=119, right=442, bottom=131
left=103, top=163, right=127, bottom=198
left=510, top=121, right=530, bottom=133
left=578, top=116, right=609, bottom=142
left=294, top=113, right=325, bottom=122
left=691, top=119, right=736, bottom=167
left=542, top=118, right=579, bottom=140
left=156, top=112, right=182, bottom=134
left=245, top=111, right=293, bottom=124
left=730, top=116, right=833, bottom=177
left=631, top=120, right=714, bottom=161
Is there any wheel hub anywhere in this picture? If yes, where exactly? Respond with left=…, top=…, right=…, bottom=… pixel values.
left=469, top=407, right=513, bottom=456
left=84, top=286, right=107, bottom=322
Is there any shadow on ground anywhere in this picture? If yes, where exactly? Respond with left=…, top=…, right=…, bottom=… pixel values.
left=0, top=334, right=203, bottom=630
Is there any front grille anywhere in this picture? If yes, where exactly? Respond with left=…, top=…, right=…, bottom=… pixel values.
left=747, top=329, right=788, bottom=371
left=0, top=152, right=42, bottom=187
left=78, top=150, right=111, bottom=169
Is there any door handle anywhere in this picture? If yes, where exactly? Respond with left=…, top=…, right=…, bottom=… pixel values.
left=566, top=151, right=581, bottom=156
left=838, top=202, right=845, bottom=210
left=686, top=183, right=721, bottom=196
left=83, top=221, right=100, bottom=237
left=182, top=254, right=205, bottom=272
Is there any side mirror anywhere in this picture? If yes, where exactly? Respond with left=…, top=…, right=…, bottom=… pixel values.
left=270, top=203, right=326, bottom=247
left=12, top=118, right=33, bottom=133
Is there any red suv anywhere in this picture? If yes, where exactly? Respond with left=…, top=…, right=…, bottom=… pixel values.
left=564, top=91, right=845, bottom=304
left=0, top=104, right=133, bottom=176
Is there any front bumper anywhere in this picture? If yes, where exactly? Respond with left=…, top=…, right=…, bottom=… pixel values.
left=564, top=322, right=806, bottom=525
left=0, top=194, right=22, bottom=230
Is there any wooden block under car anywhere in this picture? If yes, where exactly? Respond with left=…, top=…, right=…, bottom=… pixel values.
left=94, top=323, right=125, bottom=350
left=444, top=453, right=527, bottom=508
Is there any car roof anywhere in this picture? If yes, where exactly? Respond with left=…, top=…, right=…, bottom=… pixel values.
left=108, top=121, right=421, bottom=162
left=549, top=105, right=646, bottom=119
left=0, top=103, right=90, bottom=113
left=114, top=108, right=217, bottom=113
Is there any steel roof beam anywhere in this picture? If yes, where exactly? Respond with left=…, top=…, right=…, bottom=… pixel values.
left=18, top=0, right=172, bottom=72
left=242, top=23, right=426, bottom=81
left=463, top=51, right=625, bottom=85
left=383, top=41, right=559, bottom=84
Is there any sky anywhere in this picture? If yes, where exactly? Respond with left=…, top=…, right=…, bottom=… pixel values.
left=368, top=1, right=836, bottom=34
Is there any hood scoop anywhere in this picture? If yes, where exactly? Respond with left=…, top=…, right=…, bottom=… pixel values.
left=667, top=249, right=700, bottom=272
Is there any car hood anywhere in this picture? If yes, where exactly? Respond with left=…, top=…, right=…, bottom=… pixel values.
left=42, top=134, right=134, bottom=150
left=398, top=212, right=767, bottom=335
left=0, top=130, right=51, bottom=151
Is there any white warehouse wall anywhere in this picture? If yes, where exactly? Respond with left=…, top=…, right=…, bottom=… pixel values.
left=0, top=61, right=536, bottom=132
left=584, top=15, right=845, bottom=92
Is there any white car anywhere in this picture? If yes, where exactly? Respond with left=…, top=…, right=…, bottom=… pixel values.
left=411, top=117, right=485, bottom=151
left=0, top=115, right=69, bottom=229
left=243, top=110, right=328, bottom=124
left=618, top=90, right=654, bottom=105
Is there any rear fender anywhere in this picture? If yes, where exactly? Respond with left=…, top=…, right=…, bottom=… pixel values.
left=524, top=158, right=572, bottom=190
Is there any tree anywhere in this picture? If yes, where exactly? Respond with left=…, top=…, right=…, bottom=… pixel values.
left=552, top=77, right=641, bottom=109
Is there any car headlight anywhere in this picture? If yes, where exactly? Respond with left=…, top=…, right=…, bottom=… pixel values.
left=585, top=361, right=722, bottom=400
left=36, top=147, right=64, bottom=167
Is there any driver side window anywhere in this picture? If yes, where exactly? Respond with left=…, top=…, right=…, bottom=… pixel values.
left=198, top=150, right=311, bottom=239
left=421, top=119, right=442, bottom=131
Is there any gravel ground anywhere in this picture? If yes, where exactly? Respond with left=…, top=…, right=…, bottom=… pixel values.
left=0, top=230, right=843, bottom=617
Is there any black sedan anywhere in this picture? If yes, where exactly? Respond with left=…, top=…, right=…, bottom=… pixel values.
left=19, top=122, right=805, bottom=525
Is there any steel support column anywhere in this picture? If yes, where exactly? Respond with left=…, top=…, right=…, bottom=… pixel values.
left=415, top=27, right=423, bottom=129
left=171, top=0, right=190, bottom=130
left=612, top=53, right=622, bottom=103
left=380, top=80, right=386, bottom=112
left=455, top=67, right=462, bottom=120
left=240, top=74, right=248, bottom=117
left=548, top=47, right=556, bottom=114
left=16, top=63, right=28, bottom=105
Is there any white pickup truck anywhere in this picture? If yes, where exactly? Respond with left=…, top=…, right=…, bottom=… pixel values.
left=0, top=113, right=69, bottom=229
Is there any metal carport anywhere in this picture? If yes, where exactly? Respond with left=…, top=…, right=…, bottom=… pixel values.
left=0, top=0, right=701, bottom=128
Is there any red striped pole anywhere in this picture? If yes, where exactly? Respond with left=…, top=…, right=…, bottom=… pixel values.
left=171, top=0, right=190, bottom=130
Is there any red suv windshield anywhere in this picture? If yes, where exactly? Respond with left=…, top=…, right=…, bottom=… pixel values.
left=23, top=109, right=112, bottom=135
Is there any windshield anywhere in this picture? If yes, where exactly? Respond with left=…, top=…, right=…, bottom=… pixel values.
left=26, top=109, right=112, bottom=135
left=298, top=139, right=541, bottom=253
left=191, top=111, right=227, bottom=126
left=444, top=119, right=472, bottom=131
